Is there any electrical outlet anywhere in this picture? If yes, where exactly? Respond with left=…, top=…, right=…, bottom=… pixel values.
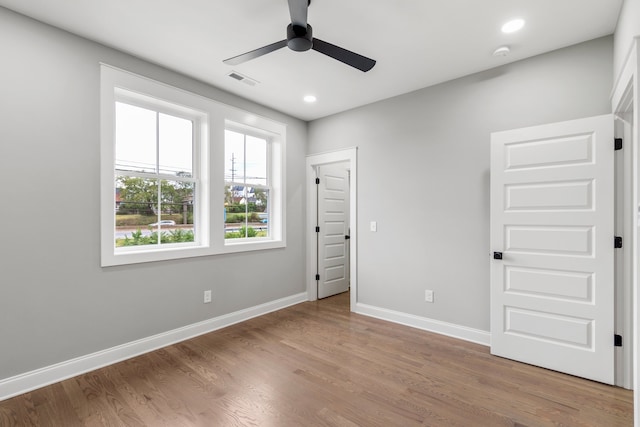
left=204, top=290, right=212, bottom=304
left=425, top=290, right=434, bottom=303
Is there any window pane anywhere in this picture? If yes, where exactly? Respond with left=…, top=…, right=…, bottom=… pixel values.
left=115, top=176, right=159, bottom=247
left=115, top=102, right=157, bottom=173
left=225, top=130, right=245, bottom=182
left=114, top=177, right=196, bottom=248
left=245, top=135, right=267, bottom=186
left=159, top=113, right=193, bottom=177
left=224, top=185, right=268, bottom=240
left=158, top=180, right=195, bottom=244
left=224, top=184, right=243, bottom=238
left=160, top=179, right=194, bottom=226
left=252, top=188, right=269, bottom=238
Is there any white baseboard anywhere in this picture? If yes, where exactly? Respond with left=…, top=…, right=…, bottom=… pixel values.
left=355, top=302, right=490, bottom=346
left=0, top=292, right=308, bottom=402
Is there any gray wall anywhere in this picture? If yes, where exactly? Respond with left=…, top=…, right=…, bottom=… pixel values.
left=0, top=3, right=617, bottom=382
left=308, top=37, right=613, bottom=332
left=0, top=7, right=307, bottom=380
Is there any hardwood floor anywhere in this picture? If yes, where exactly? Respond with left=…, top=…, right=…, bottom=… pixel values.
left=0, top=292, right=633, bottom=426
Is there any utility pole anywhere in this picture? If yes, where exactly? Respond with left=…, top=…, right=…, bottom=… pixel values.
left=230, top=153, right=236, bottom=182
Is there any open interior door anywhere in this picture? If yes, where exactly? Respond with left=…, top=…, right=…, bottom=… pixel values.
left=490, top=114, right=615, bottom=384
left=317, top=164, right=350, bottom=299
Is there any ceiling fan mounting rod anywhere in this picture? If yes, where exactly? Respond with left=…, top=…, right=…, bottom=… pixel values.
left=287, top=23, right=313, bottom=52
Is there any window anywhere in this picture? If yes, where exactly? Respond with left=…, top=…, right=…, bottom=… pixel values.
left=101, top=65, right=286, bottom=266
left=115, top=102, right=198, bottom=249
left=224, top=129, right=270, bottom=241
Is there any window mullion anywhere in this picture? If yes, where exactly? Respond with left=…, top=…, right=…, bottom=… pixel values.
left=156, top=111, right=160, bottom=176
left=156, top=111, right=161, bottom=245
left=243, top=134, right=248, bottom=238
left=267, top=137, right=272, bottom=187
left=115, top=170, right=157, bottom=180
left=156, top=173, right=195, bottom=183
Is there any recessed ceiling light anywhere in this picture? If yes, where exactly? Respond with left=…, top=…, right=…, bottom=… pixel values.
left=304, top=95, right=317, bottom=103
left=501, top=18, right=525, bottom=34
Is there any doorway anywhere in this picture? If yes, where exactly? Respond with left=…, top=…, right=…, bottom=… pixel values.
left=316, top=162, right=350, bottom=299
left=306, top=148, right=358, bottom=310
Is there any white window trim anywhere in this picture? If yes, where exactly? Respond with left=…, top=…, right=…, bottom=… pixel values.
left=113, top=94, right=205, bottom=253
left=100, top=64, right=286, bottom=266
left=224, top=122, right=276, bottom=244
left=218, top=118, right=285, bottom=253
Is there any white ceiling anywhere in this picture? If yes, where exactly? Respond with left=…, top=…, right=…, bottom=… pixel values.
left=0, top=0, right=623, bottom=121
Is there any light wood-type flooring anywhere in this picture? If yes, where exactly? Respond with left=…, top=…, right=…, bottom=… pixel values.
left=0, top=292, right=633, bottom=426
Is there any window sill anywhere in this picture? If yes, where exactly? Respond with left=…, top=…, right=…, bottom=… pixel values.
left=102, top=244, right=212, bottom=267
left=101, top=239, right=286, bottom=267
left=223, top=239, right=285, bottom=253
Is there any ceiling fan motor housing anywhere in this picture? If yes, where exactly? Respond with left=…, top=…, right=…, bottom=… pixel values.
left=287, top=23, right=313, bottom=51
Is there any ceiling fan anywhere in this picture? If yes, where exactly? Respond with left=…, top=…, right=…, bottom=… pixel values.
left=223, top=0, right=376, bottom=72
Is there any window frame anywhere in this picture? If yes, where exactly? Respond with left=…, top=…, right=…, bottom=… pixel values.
left=100, top=64, right=286, bottom=266
left=114, top=97, right=201, bottom=253
left=217, top=118, right=285, bottom=254
left=224, top=124, right=273, bottom=243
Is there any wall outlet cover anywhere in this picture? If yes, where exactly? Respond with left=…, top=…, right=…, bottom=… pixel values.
left=425, top=290, right=434, bottom=303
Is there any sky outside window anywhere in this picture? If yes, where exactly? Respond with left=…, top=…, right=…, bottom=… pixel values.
left=225, top=129, right=267, bottom=185
left=115, top=102, right=193, bottom=175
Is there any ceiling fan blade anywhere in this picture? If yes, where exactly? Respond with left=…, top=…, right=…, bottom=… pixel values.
left=223, top=40, right=288, bottom=66
left=312, top=38, right=376, bottom=72
left=287, top=0, right=308, bottom=27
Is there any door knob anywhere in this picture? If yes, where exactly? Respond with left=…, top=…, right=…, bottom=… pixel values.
left=493, top=252, right=503, bottom=260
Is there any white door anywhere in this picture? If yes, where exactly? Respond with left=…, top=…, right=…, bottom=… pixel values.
left=490, top=114, right=615, bottom=384
left=317, top=164, right=350, bottom=299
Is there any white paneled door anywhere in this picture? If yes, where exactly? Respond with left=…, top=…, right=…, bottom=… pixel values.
left=317, top=164, right=350, bottom=299
left=490, top=114, right=615, bottom=384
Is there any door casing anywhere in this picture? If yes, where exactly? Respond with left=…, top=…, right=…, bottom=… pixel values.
left=306, top=148, right=358, bottom=310
left=615, top=112, right=634, bottom=389
left=611, top=38, right=638, bottom=420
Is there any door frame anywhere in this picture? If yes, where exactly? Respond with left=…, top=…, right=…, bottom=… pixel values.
left=306, top=148, right=358, bottom=310
left=615, top=111, right=634, bottom=389
left=611, top=37, right=638, bottom=422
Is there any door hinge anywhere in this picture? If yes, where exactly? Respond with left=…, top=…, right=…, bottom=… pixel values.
left=315, top=274, right=320, bottom=281
left=615, top=138, right=623, bottom=151
left=615, top=334, right=623, bottom=347
left=315, top=178, right=320, bottom=184
left=315, top=226, right=320, bottom=233
left=615, top=236, right=623, bottom=248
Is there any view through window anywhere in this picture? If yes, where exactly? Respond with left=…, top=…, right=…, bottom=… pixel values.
left=115, top=102, right=196, bottom=248
left=224, top=129, right=269, bottom=240
left=101, top=65, right=285, bottom=266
